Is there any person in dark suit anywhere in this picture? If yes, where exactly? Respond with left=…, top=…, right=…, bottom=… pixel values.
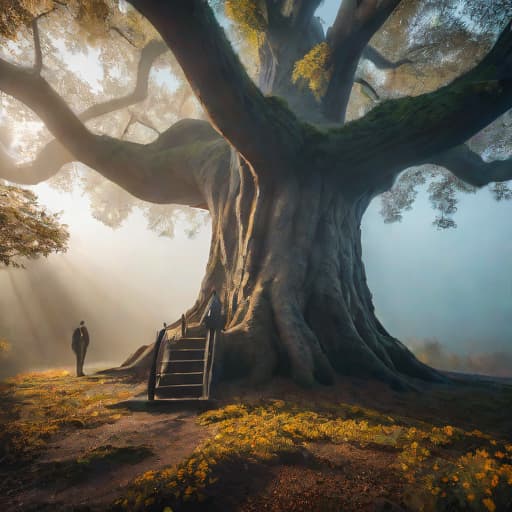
left=72, top=321, right=89, bottom=377
left=181, top=314, right=187, bottom=338
left=201, top=291, right=223, bottom=340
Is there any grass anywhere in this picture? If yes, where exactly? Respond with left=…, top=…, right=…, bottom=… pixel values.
left=0, top=369, right=134, bottom=464
left=114, top=398, right=512, bottom=512
left=2, top=370, right=511, bottom=511
left=37, top=444, right=154, bottom=486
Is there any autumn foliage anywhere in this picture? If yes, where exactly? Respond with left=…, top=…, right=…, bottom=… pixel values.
left=0, top=183, right=68, bottom=267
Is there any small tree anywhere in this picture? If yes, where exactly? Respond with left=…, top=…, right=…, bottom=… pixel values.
left=0, top=183, right=69, bottom=268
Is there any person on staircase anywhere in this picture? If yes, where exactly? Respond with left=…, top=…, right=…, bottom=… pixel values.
left=181, top=314, right=187, bottom=338
left=201, top=290, right=223, bottom=341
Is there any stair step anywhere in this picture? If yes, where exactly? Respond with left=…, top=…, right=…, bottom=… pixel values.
left=170, top=338, right=207, bottom=349
left=161, top=384, right=202, bottom=388
left=165, top=371, right=203, bottom=376
left=156, top=383, right=204, bottom=399
left=158, top=372, right=204, bottom=386
left=162, top=360, right=205, bottom=374
left=169, top=349, right=204, bottom=360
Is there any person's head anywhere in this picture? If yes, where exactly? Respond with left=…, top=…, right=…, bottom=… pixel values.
left=80, top=320, right=85, bottom=326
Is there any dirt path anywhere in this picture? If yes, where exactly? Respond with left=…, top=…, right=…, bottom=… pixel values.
left=2, top=371, right=512, bottom=512
left=5, top=400, right=210, bottom=511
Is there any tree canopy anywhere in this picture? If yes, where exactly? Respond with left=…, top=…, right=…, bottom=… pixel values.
left=0, top=0, right=511, bottom=387
left=0, top=183, right=68, bottom=267
left=0, top=0, right=510, bottom=232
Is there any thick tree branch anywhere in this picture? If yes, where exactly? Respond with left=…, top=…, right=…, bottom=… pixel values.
left=32, top=18, right=43, bottom=74
left=354, top=77, right=379, bottom=101
left=430, top=144, right=512, bottom=188
left=0, top=57, right=224, bottom=207
left=257, top=0, right=324, bottom=121
left=129, top=0, right=302, bottom=174
left=285, top=0, right=324, bottom=31
left=0, top=139, right=71, bottom=185
left=322, top=0, right=401, bottom=122
left=0, top=40, right=168, bottom=187
left=362, top=45, right=412, bottom=70
left=323, top=21, right=512, bottom=190
left=263, top=0, right=323, bottom=30
left=78, top=40, right=167, bottom=122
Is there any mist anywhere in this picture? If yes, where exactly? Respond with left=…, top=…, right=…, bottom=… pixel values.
left=0, top=184, right=210, bottom=379
left=1, top=0, right=511, bottom=380
left=409, top=338, right=512, bottom=378
left=1, top=177, right=511, bottom=380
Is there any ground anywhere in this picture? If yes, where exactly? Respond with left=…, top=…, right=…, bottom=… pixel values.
left=1, top=370, right=511, bottom=511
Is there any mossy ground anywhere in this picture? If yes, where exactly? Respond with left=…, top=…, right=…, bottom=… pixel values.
left=0, top=370, right=135, bottom=465
left=1, top=370, right=511, bottom=511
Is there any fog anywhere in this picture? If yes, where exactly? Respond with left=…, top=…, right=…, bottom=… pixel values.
left=1, top=179, right=511, bottom=379
left=409, top=338, right=512, bottom=378
left=0, top=0, right=511, bottom=379
left=0, top=184, right=210, bottom=378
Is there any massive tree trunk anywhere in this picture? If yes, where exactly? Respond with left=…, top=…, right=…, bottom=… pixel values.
left=178, top=147, right=442, bottom=389
left=2, top=1, right=511, bottom=388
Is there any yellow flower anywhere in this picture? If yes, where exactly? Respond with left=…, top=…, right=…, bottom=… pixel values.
left=495, top=451, right=505, bottom=459
left=482, top=498, right=496, bottom=512
left=163, top=507, right=173, bottom=512
left=462, top=482, right=470, bottom=489
left=443, top=426, right=454, bottom=436
left=452, top=474, right=459, bottom=482
left=467, top=493, right=475, bottom=502
left=491, top=474, right=499, bottom=488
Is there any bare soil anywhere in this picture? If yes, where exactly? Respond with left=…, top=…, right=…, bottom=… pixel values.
left=1, top=372, right=511, bottom=512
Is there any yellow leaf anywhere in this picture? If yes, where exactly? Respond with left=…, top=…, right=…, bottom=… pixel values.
left=482, top=498, right=496, bottom=512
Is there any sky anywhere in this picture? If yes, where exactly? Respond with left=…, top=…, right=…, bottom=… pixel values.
left=0, top=0, right=511, bottom=378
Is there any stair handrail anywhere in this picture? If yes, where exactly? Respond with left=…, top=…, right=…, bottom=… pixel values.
left=200, top=293, right=222, bottom=399
left=147, top=328, right=167, bottom=401
left=206, top=329, right=217, bottom=399
left=202, top=329, right=211, bottom=399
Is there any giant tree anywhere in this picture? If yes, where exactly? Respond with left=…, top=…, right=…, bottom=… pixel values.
left=1, top=0, right=511, bottom=388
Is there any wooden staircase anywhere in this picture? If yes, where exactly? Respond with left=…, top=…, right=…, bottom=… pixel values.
left=147, top=329, right=216, bottom=401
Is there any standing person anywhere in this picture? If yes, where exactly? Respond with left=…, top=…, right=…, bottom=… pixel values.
left=181, top=314, right=187, bottom=338
left=201, top=291, right=223, bottom=340
left=71, top=321, right=89, bottom=377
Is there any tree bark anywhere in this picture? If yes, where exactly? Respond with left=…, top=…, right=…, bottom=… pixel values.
left=166, top=150, right=444, bottom=389
left=3, top=2, right=511, bottom=389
